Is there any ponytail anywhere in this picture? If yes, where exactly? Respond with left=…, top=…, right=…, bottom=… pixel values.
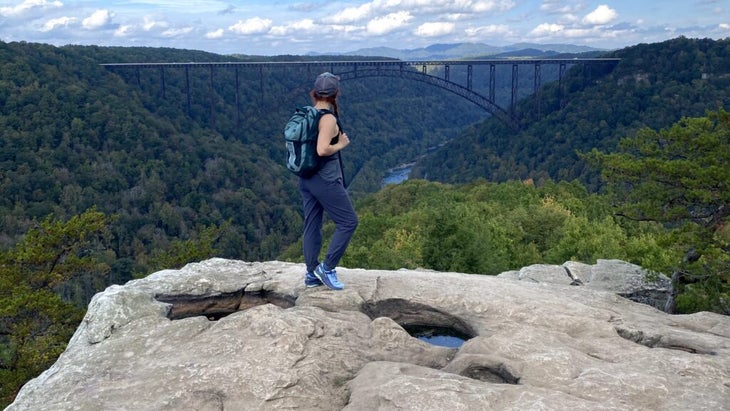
left=310, top=90, right=340, bottom=117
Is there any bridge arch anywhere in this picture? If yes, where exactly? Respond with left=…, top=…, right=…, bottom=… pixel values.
left=336, top=68, right=518, bottom=129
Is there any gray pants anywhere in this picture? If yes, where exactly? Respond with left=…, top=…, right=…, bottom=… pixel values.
left=299, top=175, right=358, bottom=273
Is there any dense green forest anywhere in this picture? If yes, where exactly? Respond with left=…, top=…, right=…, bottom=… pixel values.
left=281, top=178, right=677, bottom=276
left=1, top=37, right=729, bottom=407
left=0, top=40, right=484, bottom=301
left=412, top=37, right=730, bottom=187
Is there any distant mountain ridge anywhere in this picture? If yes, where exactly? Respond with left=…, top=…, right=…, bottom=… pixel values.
left=311, top=42, right=608, bottom=60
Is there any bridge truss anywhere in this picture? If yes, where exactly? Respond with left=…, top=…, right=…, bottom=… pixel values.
left=101, top=58, right=620, bottom=129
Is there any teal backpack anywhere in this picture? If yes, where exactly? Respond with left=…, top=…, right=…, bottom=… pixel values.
left=284, top=106, right=324, bottom=178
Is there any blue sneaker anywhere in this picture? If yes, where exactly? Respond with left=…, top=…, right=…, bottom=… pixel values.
left=305, top=271, right=323, bottom=288
left=314, top=262, right=344, bottom=290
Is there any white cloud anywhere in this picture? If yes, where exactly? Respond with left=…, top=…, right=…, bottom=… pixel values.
left=288, top=2, right=317, bottom=13
left=40, top=16, right=75, bottom=32
left=558, top=27, right=593, bottom=39
left=470, top=0, right=515, bottom=13
left=205, top=28, right=224, bottom=39
left=143, top=16, right=168, bottom=31
left=229, top=17, right=272, bottom=35
left=114, top=25, right=133, bottom=37
left=82, top=9, right=113, bottom=30
left=444, top=13, right=468, bottom=21
left=324, top=0, right=515, bottom=25
left=561, top=13, right=580, bottom=24
left=162, top=27, right=193, bottom=37
left=465, top=23, right=510, bottom=37
left=528, top=21, right=631, bottom=43
left=529, top=22, right=564, bottom=36
left=540, top=0, right=580, bottom=15
left=415, top=21, right=455, bottom=37
left=366, top=11, right=413, bottom=35
left=323, top=3, right=373, bottom=24
left=394, top=0, right=514, bottom=14
left=329, top=24, right=361, bottom=35
left=582, top=5, right=618, bottom=26
left=0, top=0, right=62, bottom=17
left=269, top=19, right=317, bottom=36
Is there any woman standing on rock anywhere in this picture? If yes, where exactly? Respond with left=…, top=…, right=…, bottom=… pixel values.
left=299, top=72, right=358, bottom=290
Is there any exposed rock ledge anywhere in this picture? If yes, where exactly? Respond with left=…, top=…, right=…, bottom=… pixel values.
left=498, top=259, right=672, bottom=310
left=7, top=259, right=730, bottom=411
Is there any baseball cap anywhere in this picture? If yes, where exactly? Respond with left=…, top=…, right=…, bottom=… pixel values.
left=314, top=72, right=340, bottom=97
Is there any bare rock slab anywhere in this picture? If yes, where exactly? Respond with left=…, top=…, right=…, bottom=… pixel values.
left=7, top=258, right=730, bottom=411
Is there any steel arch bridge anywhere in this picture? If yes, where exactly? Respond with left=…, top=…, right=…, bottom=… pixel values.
left=335, top=65, right=515, bottom=127
left=101, top=58, right=620, bottom=129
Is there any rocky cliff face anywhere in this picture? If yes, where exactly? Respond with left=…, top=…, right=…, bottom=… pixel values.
left=7, top=259, right=730, bottom=410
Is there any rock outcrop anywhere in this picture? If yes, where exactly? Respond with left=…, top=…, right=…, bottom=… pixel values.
left=497, top=259, right=672, bottom=310
left=7, top=259, right=730, bottom=411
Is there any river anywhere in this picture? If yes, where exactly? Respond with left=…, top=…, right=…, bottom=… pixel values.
left=381, top=163, right=414, bottom=186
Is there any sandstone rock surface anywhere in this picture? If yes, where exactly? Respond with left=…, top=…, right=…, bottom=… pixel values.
left=7, top=259, right=730, bottom=411
left=497, top=259, right=672, bottom=309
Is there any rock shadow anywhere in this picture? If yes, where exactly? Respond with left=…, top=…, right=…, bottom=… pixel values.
left=462, top=363, right=521, bottom=384
left=614, top=326, right=717, bottom=355
left=443, top=354, right=522, bottom=385
left=363, top=298, right=477, bottom=345
left=156, top=289, right=294, bottom=320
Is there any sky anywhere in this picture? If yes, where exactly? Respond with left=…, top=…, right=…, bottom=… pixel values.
left=0, top=0, right=728, bottom=56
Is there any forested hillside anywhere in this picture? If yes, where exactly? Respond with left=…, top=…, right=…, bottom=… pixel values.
left=281, top=178, right=677, bottom=276
left=411, top=37, right=730, bottom=186
left=2, top=37, right=727, bottom=304
left=0, top=42, right=298, bottom=287
left=0, top=41, right=483, bottom=298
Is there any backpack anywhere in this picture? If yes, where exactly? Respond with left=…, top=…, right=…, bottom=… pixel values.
left=284, top=106, right=324, bottom=178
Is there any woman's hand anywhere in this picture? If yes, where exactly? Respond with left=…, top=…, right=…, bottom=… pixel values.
left=339, top=132, right=350, bottom=149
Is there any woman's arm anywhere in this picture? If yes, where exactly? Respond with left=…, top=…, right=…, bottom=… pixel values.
left=317, top=114, right=349, bottom=157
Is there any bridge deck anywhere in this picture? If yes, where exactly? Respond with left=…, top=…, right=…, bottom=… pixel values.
left=100, top=58, right=620, bottom=69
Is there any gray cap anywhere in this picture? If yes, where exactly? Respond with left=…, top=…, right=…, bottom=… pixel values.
left=314, top=72, right=340, bottom=97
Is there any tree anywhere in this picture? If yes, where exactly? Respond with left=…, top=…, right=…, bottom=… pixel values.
left=142, top=221, right=230, bottom=275
left=0, top=209, right=112, bottom=407
left=584, top=109, right=730, bottom=314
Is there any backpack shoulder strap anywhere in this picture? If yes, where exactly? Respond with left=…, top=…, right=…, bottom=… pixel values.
left=316, top=108, right=343, bottom=132
left=303, top=105, right=321, bottom=118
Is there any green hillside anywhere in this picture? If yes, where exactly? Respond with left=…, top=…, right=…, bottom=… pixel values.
left=0, top=40, right=484, bottom=292
left=2, top=37, right=727, bottom=299
left=411, top=37, right=730, bottom=186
